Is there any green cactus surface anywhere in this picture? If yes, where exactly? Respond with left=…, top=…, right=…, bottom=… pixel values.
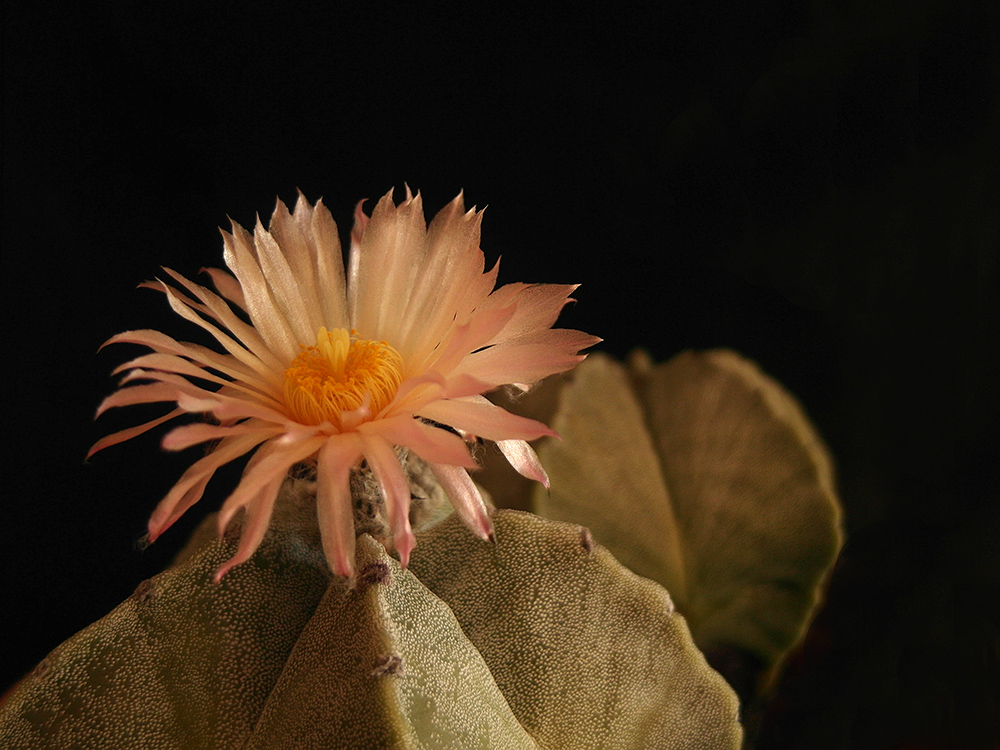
left=410, top=511, right=742, bottom=750
left=1, top=482, right=742, bottom=749
left=533, top=350, right=844, bottom=672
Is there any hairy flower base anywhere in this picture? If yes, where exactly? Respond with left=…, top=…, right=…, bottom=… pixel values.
left=284, top=327, right=404, bottom=426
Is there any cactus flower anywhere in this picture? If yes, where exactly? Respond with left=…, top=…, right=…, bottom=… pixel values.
left=91, top=189, right=598, bottom=580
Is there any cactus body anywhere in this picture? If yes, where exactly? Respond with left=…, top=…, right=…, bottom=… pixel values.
left=533, top=351, right=843, bottom=675
left=1, top=483, right=741, bottom=749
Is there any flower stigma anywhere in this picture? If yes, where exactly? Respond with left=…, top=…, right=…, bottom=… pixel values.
left=283, top=326, right=404, bottom=427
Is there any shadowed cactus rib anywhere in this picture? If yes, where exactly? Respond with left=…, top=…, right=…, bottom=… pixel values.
left=534, top=351, right=843, bottom=672
left=1, top=484, right=741, bottom=749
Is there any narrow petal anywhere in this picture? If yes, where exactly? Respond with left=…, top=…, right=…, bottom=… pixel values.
left=101, top=329, right=279, bottom=394
left=496, top=439, right=550, bottom=488
left=161, top=420, right=269, bottom=452
left=113, top=352, right=283, bottom=409
left=95, top=382, right=185, bottom=418
left=303, top=196, right=349, bottom=329
left=482, top=283, right=580, bottom=346
left=417, top=395, right=556, bottom=442
left=360, top=416, right=478, bottom=469
left=213, top=473, right=285, bottom=582
left=429, top=463, right=493, bottom=541
left=350, top=190, right=427, bottom=343
left=360, top=434, right=416, bottom=568
left=86, top=407, right=185, bottom=458
left=494, top=327, right=604, bottom=351
left=316, top=434, right=364, bottom=577
left=453, top=332, right=598, bottom=387
left=201, top=267, right=247, bottom=310
left=148, top=430, right=276, bottom=540
left=216, top=434, right=327, bottom=533
left=118, top=369, right=295, bottom=426
left=221, top=223, right=300, bottom=363
left=158, top=269, right=287, bottom=372
left=159, top=280, right=287, bottom=380
left=253, top=213, right=318, bottom=343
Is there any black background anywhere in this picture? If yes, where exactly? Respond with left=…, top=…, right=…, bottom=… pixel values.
left=3, top=2, right=998, bottom=746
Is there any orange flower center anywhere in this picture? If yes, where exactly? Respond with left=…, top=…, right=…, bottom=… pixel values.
left=283, top=327, right=404, bottom=427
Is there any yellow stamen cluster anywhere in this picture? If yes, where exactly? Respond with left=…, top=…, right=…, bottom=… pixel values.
left=283, top=327, right=404, bottom=427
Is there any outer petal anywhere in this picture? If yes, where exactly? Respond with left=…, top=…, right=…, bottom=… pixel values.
left=480, top=283, right=580, bottom=346
left=497, top=439, right=550, bottom=488
left=158, top=268, right=286, bottom=373
left=212, top=472, right=285, bottom=583
left=113, top=352, right=283, bottom=410
left=360, top=415, right=477, bottom=469
left=350, top=190, right=427, bottom=343
left=87, top=407, right=185, bottom=459
left=95, top=382, right=187, bottom=418
left=201, top=267, right=246, bottom=310
left=101, top=329, right=279, bottom=394
left=360, top=434, right=416, bottom=568
left=161, top=420, right=271, bottom=452
left=316, top=434, right=364, bottom=577
left=453, top=330, right=600, bottom=387
left=304, top=196, right=349, bottom=329
left=394, top=194, right=488, bottom=359
left=117, top=369, right=295, bottom=426
left=148, top=430, right=279, bottom=540
left=159, top=279, right=287, bottom=379
left=221, top=222, right=300, bottom=364
left=216, top=434, right=328, bottom=534
left=417, top=395, right=556, bottom=442
left=429, top=463, right=494, bottom=542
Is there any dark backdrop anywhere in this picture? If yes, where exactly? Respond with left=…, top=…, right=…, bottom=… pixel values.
left=4, top=2, right=997, bottom=746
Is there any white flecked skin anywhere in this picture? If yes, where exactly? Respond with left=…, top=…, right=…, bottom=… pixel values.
left=534, top=350, right=844, bottom=672
left=0, top=483, right=741, bottom=749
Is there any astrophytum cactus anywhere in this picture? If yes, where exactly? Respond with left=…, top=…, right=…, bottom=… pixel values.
left=0, top=479, right=743, bottom=749
left=513, top=350, right=843, bottom=701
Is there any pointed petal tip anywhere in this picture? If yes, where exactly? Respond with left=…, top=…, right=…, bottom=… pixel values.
left=134, top=532, right=152, bottom=552
left=212, top=563, right=233, bottom=584
left=332, top=555, right=355, bottom=579
left=395, top=529, right=416, bottom=570
left=479, top=513, right=495, bottom=542
left=146, top=522, right=163, bottom=544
